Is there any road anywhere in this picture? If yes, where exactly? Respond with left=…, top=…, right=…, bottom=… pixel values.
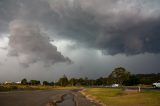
left=0, top=89, right=100, bottom=106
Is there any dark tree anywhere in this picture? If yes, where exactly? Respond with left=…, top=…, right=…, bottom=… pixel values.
left=69, top=78, right=77, bottom=86
left=109, top=67, right=130, bottom=85
left=58, top=75, right=69, bottom=86
left=43, top=81, right=49, bottom=85
left=21, top=78, right=28, bottom=85
left=49, top=82, right=55, bottom=86
left=78, top=78, right=85, bottom=85
left=137, top=73, right=160, bottom=84
left=96, top=77, right=106, bottom=86
left=123, top=75, right=140, bottom=86
left=29, top=80, right=40, bottom=85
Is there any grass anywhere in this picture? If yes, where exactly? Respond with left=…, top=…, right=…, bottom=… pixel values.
left=126, top=85, right=153, bottom=89
left=84, top=88, right=160, bottom=106
left=0, top=85, right=47, bottom=90
left=0, top=84, right=81, bottom=91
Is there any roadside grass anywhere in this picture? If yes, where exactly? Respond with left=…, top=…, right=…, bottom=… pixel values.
left=0, top=85, right=81, bottom=91
left=84, top=88, right=160, bottom=106
left=126, top=85, right=153, bottom=89
left=0, top=85, right=20, bottom=91
left=54, top=86, right=82, bottom=89
left=0, top=85, right=44, bottom=91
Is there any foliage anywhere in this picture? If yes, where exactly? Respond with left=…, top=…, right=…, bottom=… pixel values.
left=109, top=67, right=130, bottom=84
left=43, top=81, right=54, bottom=86
left=21, top=78, right=28, bottom=85
left=43, top=81, right=49, bottom=85
left=0, top=85, right=18, bottom=91
left=137, top=73, right=160, bottom=85
left=29, top=80, right=40, bottom=85
left=57, top=74, right=69, bottom=86
left=69, top=78, right=77, bottom=86
left=123, top=75, right=140, bottom=86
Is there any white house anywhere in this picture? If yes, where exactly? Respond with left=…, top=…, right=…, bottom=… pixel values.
left=4, top=81, right=13, bottom=84
left=16, top=81, right=21, bottom=84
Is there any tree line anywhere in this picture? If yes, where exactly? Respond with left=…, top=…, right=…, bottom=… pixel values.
left=21, top=67, right=160, bottom=86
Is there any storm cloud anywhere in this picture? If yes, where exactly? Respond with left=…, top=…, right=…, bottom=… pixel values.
left=47, top=0, right=160, bottom=55
left=1, top=0, right=160, bottom=55
left=8, top=20, right=71, bottom=67
left=0, top=0, right=160, bottom=81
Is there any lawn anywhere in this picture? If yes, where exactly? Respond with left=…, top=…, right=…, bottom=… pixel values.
left=84, top=88, right=160, bottom=106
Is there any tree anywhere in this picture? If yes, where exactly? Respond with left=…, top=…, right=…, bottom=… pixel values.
left=58, top=75, right=69, bottom=86
left=29, top=80, right=40, bottom=85
left=123, top=75, right=140, bottom=86
left=21, top=78, right=28, bottom=85
left=69, top=78, right=77, bottom=86
left=137, top=73, right=160, bottom=85
left=43, top=81, right=49, bottom=85
left=109, top=67, right=130, bottom=85
left=78, top=78, right=85, bottom=86
left=49, top=82, right=55, bottom=86
left=96, top=77, right=104, bottom=85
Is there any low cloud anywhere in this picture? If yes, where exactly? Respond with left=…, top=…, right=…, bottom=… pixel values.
left=8, top=20, right=71, bottom=67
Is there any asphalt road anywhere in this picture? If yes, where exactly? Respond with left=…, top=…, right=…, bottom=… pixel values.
left=56, top=94, right=75, bottom=106
left=0, top=89, right=100, bottom=106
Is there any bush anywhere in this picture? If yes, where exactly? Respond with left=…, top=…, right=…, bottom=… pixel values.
left=0, top=85, right=18, bottom=91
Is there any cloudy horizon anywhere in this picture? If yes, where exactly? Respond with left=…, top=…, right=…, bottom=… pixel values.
left=0, top=0, right=160, bottom=82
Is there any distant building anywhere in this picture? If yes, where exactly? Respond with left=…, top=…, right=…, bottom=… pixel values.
left=4, top=81, right=21, bottom=84
left=16, top=81, right=21, bottom=84
left=4, top=81, right=13, bottom=84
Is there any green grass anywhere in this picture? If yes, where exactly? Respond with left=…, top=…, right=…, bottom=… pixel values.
left=84, top=88, right=160, bottom=106
left=126, top=85, right=153, bottom=89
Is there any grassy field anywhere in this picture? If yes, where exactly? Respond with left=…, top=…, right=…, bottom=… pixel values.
left=84, top=88, right=160, bottom=106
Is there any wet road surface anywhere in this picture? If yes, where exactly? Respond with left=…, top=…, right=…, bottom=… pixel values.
left=56, top=94, right=75, bottom=106
left=0, top=90, right=64, bottom=106
left=0, top=89, right=101, bottom=106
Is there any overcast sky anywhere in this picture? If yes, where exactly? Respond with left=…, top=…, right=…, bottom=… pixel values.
left=0, top=0, right=160, bottom=82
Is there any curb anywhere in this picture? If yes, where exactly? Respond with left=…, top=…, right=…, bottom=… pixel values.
left=79, top=89, right=106, bottom=106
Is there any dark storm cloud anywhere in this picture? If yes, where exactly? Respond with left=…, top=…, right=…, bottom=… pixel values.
left=8, top=20, right=71, bottom=67
left=0, top=0, right=21, bottom=33
left=1, top=0, right=160, bottom=55
left=47, top=0, right=160, bottom=55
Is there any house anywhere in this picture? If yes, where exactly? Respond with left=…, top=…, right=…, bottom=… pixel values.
left=16, top=81, right=21, bottom=84
left=4, top=81, right=13, bottom=84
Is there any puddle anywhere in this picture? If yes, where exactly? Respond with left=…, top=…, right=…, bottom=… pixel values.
left=56, top=94, right=75, bottom=106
